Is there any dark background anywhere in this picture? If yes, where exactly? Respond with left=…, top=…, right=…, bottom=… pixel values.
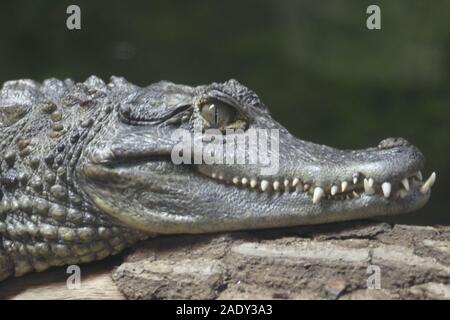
left=0, top=0, right=448, bottom=225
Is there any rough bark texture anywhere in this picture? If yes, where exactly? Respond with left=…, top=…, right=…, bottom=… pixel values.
left=1, top=221, right=449, bottom=299
left=112, top=221, right=450, bottom=300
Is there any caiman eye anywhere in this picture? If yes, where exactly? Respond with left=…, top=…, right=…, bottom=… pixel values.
left=200, top=100, right=245, bottom=130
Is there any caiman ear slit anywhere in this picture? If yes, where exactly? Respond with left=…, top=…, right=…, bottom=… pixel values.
left=119, top=102, right=193, bottom=125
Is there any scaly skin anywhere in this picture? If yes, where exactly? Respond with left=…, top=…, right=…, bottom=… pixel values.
left=0, top=76, right=434, bottom=281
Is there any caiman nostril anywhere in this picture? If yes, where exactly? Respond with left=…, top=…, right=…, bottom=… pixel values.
left=378, top=137, right=410, bottom=149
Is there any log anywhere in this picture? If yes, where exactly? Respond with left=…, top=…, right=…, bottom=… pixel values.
left=1, top=221, right=449, bottom=299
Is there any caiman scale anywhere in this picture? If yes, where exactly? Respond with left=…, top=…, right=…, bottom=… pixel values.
left=0, top=76, right=435, bottom=281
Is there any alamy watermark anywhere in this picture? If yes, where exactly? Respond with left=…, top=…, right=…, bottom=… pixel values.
left=66, top=265, right=81, bottom=290
left=366, top=5, right=381, bottom=30
left=66, top=5, right=81, bottom=30
left=366, top=264, right=381, bottom=289
left=171, top=128, right=280, bottom=176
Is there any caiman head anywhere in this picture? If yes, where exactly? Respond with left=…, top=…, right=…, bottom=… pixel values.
left=77, top=79, right=435, bottom=234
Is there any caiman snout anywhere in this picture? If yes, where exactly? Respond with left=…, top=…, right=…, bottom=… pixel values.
left=196, top=131, right=435, bottom=206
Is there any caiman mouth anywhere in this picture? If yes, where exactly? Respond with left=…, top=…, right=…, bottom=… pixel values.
left=86, top=144, right=436, bottom=206
left=196, top=166, right=435, bottom=204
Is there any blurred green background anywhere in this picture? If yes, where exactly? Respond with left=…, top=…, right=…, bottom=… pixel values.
left=0, top=0, right=448, bottom=225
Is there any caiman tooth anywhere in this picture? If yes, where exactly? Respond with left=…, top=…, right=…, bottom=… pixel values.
left=341, top=181, right=348, bottom=192
left=273, top=180, right=280, bottom=191
left=364, top=178, right=375, bottom=194
left=241, top=177, right=248, bottom=186
left=381, top=182, right=391, bottom=198
left=250, top=178, right=257, bottom=188
left=260, top=180, right=269, bottom=192
left=284, top=179, right=290, bottom=190
left=396, top=189, right=408, bottom=199
left=401, top=178, right=410, bottom=191
left=303, top=184, right=310, bottom=192
left=232, top=177, right=239, bottom=185
left=312, top=187, right=324, bottom=204
left=352, top=173, right=359, bottom=184
left=330, top=185, right=338, bottom=196
left=420, top=172, right=436, bottom=194
left=292, top=178, right=299, bottom=187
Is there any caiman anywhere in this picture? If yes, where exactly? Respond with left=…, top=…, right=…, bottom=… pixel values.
left=0, top=76, right=435, bottom=281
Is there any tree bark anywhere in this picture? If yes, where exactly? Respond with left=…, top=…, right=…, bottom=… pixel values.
left=1, top=221, right=449, bottom=299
